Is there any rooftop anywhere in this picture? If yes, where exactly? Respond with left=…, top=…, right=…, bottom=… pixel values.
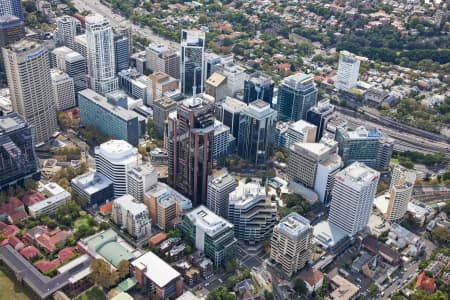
left=229, top=181, right=266, bottom=208
left=131, top=251, right=180, bottom=288
left=206, top=72, right=227, bottom=88
left=82, top=229, right=136, bottom=267
left=114, top=194, right=148, bottom=215
left=28, top=190, right=70, bottom=212
left=95, top=139, right=137, bottom=162
left=186, top=205, right=234, bottom=237
left=313, top=220, right=348, bottom=249
left=71, top=171, right=113, bottom=195
left=221, top=96, right=247, bottom=113
left=0, top=113, right=27, bottom=134
left=79, top=89, right=140, bottom=121
left=289, top=120, right=317, bottom=134
left=330, top=274, right=359, bottom=300
left=335, top=162, right=379, bottom=187
left=277, top=212, right=312, bottom=238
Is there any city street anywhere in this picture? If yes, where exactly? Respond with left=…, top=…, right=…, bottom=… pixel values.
left=71, top=0, right=180, bottom=50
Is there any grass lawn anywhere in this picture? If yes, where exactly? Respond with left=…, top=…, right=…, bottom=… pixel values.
left=0, top=270, right=32, bottom=300
left=75, top=286, right=105, bottom=300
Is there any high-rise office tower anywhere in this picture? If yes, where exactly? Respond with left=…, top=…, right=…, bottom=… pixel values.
left=152, top=97, right=177, bottom=139
left=287, top=141, right=341, bottom=193
left=52, top=47, right=87, bottom=94
left=228, top=181, right=277, bottom=245
left=328, top=162, right=379, bottom=236
left=148, top=71, right=179, bottom=103
left=180, top=29, right=205, bottom=96
left=74, top=34, right=87, bottom=58
left=335, top=50, right=365, bottom=91
left=51, top=69, right=76, bottom=111
left=167, top=96, right=215, bottom=206
left=206, top=169, right=238, bottom=218
left=146, top=43, right=180, bottom=79
left=127, top=164, right=158, bottom=203
left=237, top=100, right=276, bottom=165
left=277, top=73, right=318, bottom=122
left=212, top=120, right=232, bottom=159
left=0, top=0, right=24, bottom=22
left=0, top=15, right=24, bottom=74
left=0, top=113, right=40, bottom=190
left=376, top=136, right=394, bottom=172
left=114, top=30, right=130, bottom=72
left=209, top=55, right=248, bottom=97
left=286, top=120, right=317, bottom=148
left=217, top=96, right=247, bottom=139
left=55, top=15, right=77, bottom=49
left=386, top=165, right=415, bottom=222
left=243, top=71, right=274, bottom=105
left=270, top=213, right=314, bottom=277
left=306, top=98, right=335, bottom=142
left=95, top=140, right=139, bottom=198
left=3, top=40, right=58, bottom=144
left=85, top=14, right=118, bottom=95
left=336, top=126, right=381, bottom=169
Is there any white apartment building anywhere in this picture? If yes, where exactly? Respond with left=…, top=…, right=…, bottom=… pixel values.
left=127, top=163, right=158, bottom=202
left=95, top=140, right=139, bottom=198
left=228, top=181, right=277, bottom=244
left=287, top=120, right=317, bottom=148
left=270, top=213, right=314, bottom=277
left=2, top=39, right=58, bottom=143
left=85, top=14, right=118, bottom=95
left=335, top=50, right=366, bottom=91
left=328, top=162, right=380, bottom=236
left=29, top=183, right=71, bottom=218
left=206, top=170, right=238, bottom=218
left=112, top=194, right=152, bottom=239
left=386, top=165, right=416, bottom=222
left=55, top=15, right=77, bottom=49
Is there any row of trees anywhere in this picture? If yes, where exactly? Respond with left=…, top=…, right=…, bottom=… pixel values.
left=88, top=258, right=130, bottom=288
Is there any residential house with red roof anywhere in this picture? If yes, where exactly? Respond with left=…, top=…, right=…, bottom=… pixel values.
left=22, top=192, right=46, bottom=207
left=35, top=259, right=61, bottom=273
left=0, top=197, right=27, bottom=223
left=20, top=246, right=41, bottom=261
left=0, top=222, right=20, bottom=237
left=416, top=272, right=437, bottom=293
left=57, top=247, right=75, bottom=262
left=299, top=269, right=324, bottom=293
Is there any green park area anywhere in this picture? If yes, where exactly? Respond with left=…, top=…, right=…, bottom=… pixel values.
left=0, top=269, right=32, bottom=300
left=75, top=286, right=105, bottom=300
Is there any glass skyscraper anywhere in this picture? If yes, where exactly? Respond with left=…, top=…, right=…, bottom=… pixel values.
left=243, top=71, right=274, bottom=105
left=0, top=0, right=24, bottom=22
left=277, top=73, right=317, bottom=122
left=0, top=112, right=40, bottom=190
left=180, top=29, right=205, bottom=96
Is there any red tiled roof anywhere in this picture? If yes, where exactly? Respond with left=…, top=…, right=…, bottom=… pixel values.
left=416, top=272, right=436, bottom=293
left=0, top=221, right=7, bottom=230
left=20, top=246, right=41, bottom=260
left=3, top=224, right=20, bottom=237
left=57, top=247, right=75, bottom=262
left=9, top=210, right=28, bottom=223
left=37, top=234, right=55, bottom=253
left=8, top=236, right=22, bottom=248
left=149, top=232, right=167, bottom=246
left=0, top=197, right=24, bottom=215
left=22, top=192, right=45, bottom=207
left=35, top=259, right=61, bottom=273
left=100, top=202, right=113, bottom=214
